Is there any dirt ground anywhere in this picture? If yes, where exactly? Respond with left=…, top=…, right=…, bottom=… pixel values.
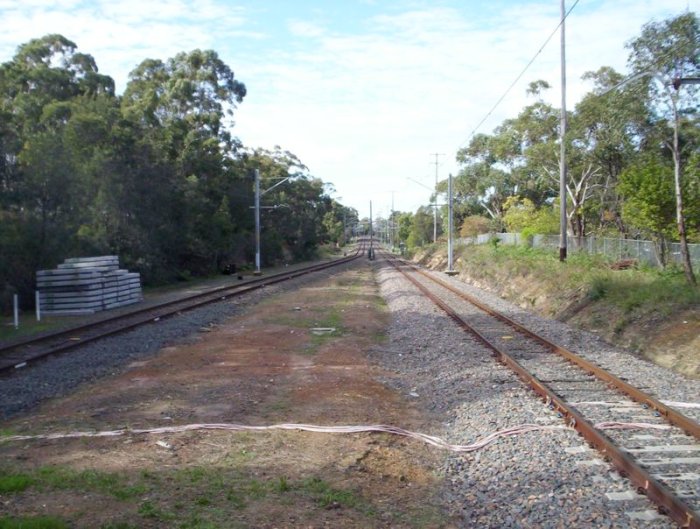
left=0, top=264, right=457, bottom=528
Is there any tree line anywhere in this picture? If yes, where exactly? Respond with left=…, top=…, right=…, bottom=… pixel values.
left=0, top=35, right=358, bottom=310
left=390, top=13, right=699, bottom=284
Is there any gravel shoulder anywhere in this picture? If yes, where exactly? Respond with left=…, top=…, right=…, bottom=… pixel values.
left=370, top=257, right=697, bottom=528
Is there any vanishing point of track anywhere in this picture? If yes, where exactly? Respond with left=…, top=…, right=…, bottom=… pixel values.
left=384, top=252, right=699, bottom=529
left=0, top=247, right=365, bottom=374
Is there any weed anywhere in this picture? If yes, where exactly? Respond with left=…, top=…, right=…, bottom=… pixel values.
left=0, top=473, right=33, bottom=493
left=613, top=318, right=628, bottom=335
left=300, top=477, right=362, bottom=509
left=137, top=500, right=174, bottom=521
left=245, top=479, right=268, bottom=499
left=0, top=516, right=69, bottom=529
left=226, top=490, right=246, bottom=509
left=35, top=466, right=144, bottom=500
left=275, top=476, right=290, bottom=493
left=318, top=488, right=359, bottom=508
left=588, top=277, right=610, bottom=301
left=177, top=467, right=207, bottom=484
left=100, top=523, right=139, bottom=529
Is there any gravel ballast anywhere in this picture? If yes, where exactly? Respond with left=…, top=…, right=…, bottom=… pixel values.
left=371, top=257, right=699, bottom=528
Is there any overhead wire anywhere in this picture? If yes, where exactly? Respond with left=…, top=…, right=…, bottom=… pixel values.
left=457, top=0, right=581, bottom=151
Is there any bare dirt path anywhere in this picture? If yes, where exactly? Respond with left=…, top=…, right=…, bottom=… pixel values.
left=0, top=263, right=456, bottom=528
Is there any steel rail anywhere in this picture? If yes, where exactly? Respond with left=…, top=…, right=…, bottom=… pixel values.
left=408, top=261, right=700, bottom=441
left=385, top=254, right=699, bottom=529
left=1, top=245, right=365, bottom=373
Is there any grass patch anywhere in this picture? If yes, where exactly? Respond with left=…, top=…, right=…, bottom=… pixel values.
left=0, top=472, right=34, bottom=493
left=300, top=477, right=366, bottom=510
left=1, top=462, right=381, bottom=528
left=36, top=466, right=145, bottom=500
left=100, top=523, right=139, bottom=529
left=0, top=317, right=66, bottom=342
left=0, top=465, right=146, bottom=500
left=0, top=516, right=69, bottom=529
left=455, top=244, right=699, bottom=314
left=137, top=500, right=175, bottom=521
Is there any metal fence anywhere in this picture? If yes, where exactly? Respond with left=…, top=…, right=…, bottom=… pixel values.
left=460, top=233, right=700, bottom=269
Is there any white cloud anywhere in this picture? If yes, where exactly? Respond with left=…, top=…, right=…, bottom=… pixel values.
left=233, top=0, right=698, bottom=216
left=0, top=0, right=252, bottom=90
left=1, top=0, right=697, bottom=217
left=287, top=19, right=326, bottom=38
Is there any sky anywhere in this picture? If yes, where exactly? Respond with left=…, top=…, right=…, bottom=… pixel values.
left=1, top=0, right=697, bottom=219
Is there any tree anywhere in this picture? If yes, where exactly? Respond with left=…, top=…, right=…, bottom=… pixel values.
left=618, top=158, right=678, bottom=265
left=459, top=215, right=491, bottom=238
left=407, top=206, right=435, bottom=249
left=121, top=49, right=248, bottom=276
left=576, top=67, right=648, bottom=234
left=0, top=35, right=117, bottom=299
left=502, top=196, right=559, bottom=237
left=626, top=12, right=699, bottom=284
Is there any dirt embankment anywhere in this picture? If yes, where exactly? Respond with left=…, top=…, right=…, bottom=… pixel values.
left=415, top=247, right=699, bottom=379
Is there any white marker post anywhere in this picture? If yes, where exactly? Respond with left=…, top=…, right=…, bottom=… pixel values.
left=13, top=294, right=19, bottom=329
left=36, top=290, right=41, bottom=322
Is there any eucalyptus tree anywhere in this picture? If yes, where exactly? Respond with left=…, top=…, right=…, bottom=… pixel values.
left=626, top=12, right=699, bottom=284
left=407, top=206, right=437, bottom=248
left=0, top=35, right=116, bottom=298
left=574, top=67, right=648, bottom=234
left=121, top=49, right=247, bottom=275
left=455, top=84, right=559, bottom=228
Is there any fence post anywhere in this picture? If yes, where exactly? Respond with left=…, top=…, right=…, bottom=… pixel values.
left=36, top=290, right=41, bottom=322
left=13, top=294, right=19, bottom=329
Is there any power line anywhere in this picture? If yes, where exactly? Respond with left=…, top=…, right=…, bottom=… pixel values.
left=457, top=0, right=581, bottom=150
left=594, top=41, right=699, bottom=98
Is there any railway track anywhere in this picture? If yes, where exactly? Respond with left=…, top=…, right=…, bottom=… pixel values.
left=384, top=252, right=699, bottom=529
left=0, top=246, right=366, bottom=374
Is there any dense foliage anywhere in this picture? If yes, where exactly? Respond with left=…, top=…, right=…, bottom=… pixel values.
left=392, top=13, right=699, bottom=282
left=0, top=35, right=357, bottom=310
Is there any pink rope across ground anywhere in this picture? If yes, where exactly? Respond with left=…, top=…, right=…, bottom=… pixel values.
left=0, top=421, right=671, bottom=453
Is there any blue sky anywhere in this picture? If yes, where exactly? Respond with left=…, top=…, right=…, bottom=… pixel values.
left=1, top=0, right=697, bottom=219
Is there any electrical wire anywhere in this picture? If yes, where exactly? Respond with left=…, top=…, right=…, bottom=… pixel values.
left=457, top=0, right=581, bottom=150
left=0, top=420, right=673, bottom=453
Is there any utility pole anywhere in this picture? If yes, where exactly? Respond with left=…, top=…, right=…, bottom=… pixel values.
left=446, top=172, right=457, bottom=275
left=252, top=168, right=292, bottom=276
left=254, top=169, right=262, bottom=275
left=369, top=200, right=374, bottom=260
left=558, top=0, right=568, bottom=262
left=430, top=153, right=445, bottom=243
left=390, top=191, right=395, bottom=251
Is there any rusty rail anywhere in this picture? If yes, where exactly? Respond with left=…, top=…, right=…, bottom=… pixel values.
left=385, top=255, right=699, bottom=529
left=1, top=245, right=365, bottom=373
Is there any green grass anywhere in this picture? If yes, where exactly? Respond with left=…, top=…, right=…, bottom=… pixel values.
left=0, top=516, right=69, bottom=529
left=0, top=316, right=66, bottom=342
left=0, top=466, right=146, bottom=500
left=35, top=466, right=146, bottom=500
left=455, top=243, right=699, bottom=315
left=1, top=461, right=382, bottom=528
left=300, top=476, right=367, bottom=511
left=0, top=473, right=34, bottom=493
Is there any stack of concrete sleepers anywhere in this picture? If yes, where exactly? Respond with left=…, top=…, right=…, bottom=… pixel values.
left=37, top=256, right=142, bottom=315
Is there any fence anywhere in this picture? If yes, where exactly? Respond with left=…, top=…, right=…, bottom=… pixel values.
left=460, top=233, right=700, bottom=269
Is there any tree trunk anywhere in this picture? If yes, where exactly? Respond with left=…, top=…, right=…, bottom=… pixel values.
left=671, top=97, right=696, bottom=285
